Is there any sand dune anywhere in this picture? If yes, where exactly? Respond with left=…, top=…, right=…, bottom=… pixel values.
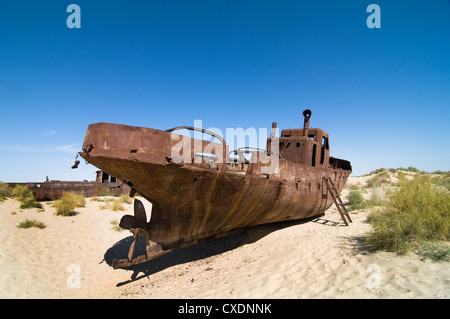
left=0, top=177, right=448, bottom=299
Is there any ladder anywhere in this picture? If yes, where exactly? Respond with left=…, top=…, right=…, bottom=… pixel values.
left=324, top=177, right=352, bottom=226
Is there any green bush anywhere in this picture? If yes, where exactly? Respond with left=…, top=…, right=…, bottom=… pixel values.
left=54, top=197, right=76, bottom=216
left=367, top=175, right=450, bottom=255
left=17, top=219, right=46, bottom=229
left=418, top=243, right=450, bottom=263
left=110, top=220, right=125, bottom=232
left=66, top=192, right=86, bottom=207
left=366, top=170, right=391, bottom=188
left=0, top=182, right=10, bottom=201
left=19, top=200, right=43, bottom=209
left=12, top=185, right=34, bottom=202
left=347, top=190, right=365, bottom=211
left=53, top=192, right=86, bottom=216
left=11, top=185, right=42, bottom=209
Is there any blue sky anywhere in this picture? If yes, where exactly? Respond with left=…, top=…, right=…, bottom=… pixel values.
left=1, top=0, right=449, bottom=182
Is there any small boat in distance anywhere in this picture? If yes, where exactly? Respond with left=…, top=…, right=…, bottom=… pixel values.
left=77, top=110, right=352, bottom=268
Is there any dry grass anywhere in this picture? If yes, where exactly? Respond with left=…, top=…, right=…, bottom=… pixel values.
left=99, top=195, right=132, bottom=212
left=17, top=219, right=46, bottom=229
left=53, top=192, right=86, bottom=216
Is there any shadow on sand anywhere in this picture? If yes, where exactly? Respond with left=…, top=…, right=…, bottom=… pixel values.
left=103, top=214, right=328, bottom=286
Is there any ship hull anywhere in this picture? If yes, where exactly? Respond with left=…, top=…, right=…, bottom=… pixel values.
left=79, top=123, right=351, bottom=252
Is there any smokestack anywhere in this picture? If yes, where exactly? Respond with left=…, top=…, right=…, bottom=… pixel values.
left=271, top=122, right=277, bottom=139
left=302, top=109, right=312, bottom=136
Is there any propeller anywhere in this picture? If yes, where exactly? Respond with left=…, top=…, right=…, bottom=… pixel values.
left=119, top=199, right=148, bottom=229
left=119, top=199, right=150, bottom=262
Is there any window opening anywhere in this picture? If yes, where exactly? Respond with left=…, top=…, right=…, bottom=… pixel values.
left=312, top=144, right=316, bottom=167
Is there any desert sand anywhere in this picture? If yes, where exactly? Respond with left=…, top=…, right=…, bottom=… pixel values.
left=0, top=176, right=449, bottom=299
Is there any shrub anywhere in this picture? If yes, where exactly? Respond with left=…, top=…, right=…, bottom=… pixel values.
left=418, top=243, right=450, bottom=263
left=0, top=182, right=11, bottom=201
left=12, top=185, right=33, bottom=202
left=366, top=170, right=391, bottom=188
left=370, top=168, right=386, bottom=175
left=347, top=190, right=365, bottom=211
left=367, top=175, right=450, bottom=255
left=98, top=195, right=132, bottom=211
left=54, top=197, right=76, bottom=216
left=66, top=192, right=86, bottom=207
left=348, top=184, right=361, bottom=191
left=110, top=220, right=125, bottom=232
left=20, top=200, right=43, bottom=209
left=17, top=219, right=46, bottom=229
left=11, top=185, right=42, bottom=209
left=365, top=186, right=385, bottom=207
left=111, top=199, right=126, bottom=211
left=53, top=192, right=85, bottom=216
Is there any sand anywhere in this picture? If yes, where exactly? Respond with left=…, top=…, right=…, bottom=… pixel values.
left=0, top=177, right=449, bottom=299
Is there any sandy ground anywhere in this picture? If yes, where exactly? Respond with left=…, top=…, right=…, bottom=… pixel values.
left=0, top=177, right=449, bottom=299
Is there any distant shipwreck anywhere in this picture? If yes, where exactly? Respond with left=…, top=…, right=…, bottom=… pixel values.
left=7, top=170, right=130, bottom=201
left=76, top=110, right=352, bottom=268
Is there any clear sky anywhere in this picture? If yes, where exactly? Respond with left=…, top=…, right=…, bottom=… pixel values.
left=1, top=0, right=449, bottom=182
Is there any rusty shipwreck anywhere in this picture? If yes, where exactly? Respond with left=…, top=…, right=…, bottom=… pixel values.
left=77, top=110, right=352, bottom=268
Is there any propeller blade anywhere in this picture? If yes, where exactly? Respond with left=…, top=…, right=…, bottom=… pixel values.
left=128, top=237, right=137, bottom=262
left=119, top=215, right=136, bottom=230
left=127, top=228, right=149, bottom=262
left=134, top=199, right=148, bottom=230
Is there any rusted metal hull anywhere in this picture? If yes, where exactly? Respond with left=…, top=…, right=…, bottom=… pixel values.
left=78, top=117, right=351, bottom=268
left=84, top=154, right=349, bottom=243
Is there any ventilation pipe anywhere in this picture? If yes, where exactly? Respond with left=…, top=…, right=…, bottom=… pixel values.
left=302, top=109, right=312, bottom=137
